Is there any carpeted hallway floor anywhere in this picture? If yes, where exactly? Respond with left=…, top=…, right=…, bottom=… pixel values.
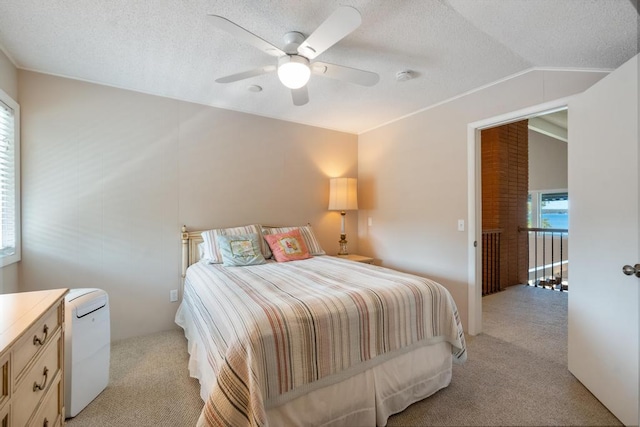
left=66, top=285, right=620, bottom=426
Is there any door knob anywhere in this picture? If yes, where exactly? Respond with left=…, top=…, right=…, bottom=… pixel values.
left=622, top=264, right=640, bottom=277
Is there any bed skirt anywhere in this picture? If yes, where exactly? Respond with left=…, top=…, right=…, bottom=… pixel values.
left=176, top=303, right=452, bottom=427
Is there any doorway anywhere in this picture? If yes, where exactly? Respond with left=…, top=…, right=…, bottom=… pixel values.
left=466, top=99, right=570, bottom=336
left=479, top=111, right=569, bottom=297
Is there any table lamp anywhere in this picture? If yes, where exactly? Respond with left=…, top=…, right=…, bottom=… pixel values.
left=328, top=177, right=358, bottom=255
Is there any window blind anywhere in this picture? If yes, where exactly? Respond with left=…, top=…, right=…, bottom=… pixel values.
left=541, top=192, right=568, bottom=202
left=0, top=99, right=16, bottom=256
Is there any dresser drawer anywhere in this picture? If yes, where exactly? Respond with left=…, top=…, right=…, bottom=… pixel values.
left=0, top=290, right=67, bottom=427
left=29, top=373, right=62, bottom=427
left=13, top=329, right=62, bottom=427
left=0, top=403, right=9, bottom=427
left=0, top=351, right=9, bottom=412
left=13, top=305, right=61, bottom=385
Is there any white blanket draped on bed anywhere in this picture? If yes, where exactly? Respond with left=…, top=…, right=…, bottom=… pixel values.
left=176, top=256, right=466, bottom=427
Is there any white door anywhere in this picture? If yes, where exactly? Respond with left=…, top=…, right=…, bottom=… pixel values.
left=568, top=54, right=639, bottom=426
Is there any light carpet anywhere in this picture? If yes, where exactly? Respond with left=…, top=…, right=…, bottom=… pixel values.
left=67, top=285, right=620, bottom=426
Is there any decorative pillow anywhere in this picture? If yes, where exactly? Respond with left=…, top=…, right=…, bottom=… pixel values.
left=216, top=233, right=266, bottom=267
left=262, top=225, right=325, bottom=256
left=264, top=229, right=311, bottom=262
left=201, top=224, right=271, bottom=263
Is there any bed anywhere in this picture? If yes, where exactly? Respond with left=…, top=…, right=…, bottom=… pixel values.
left=176, top=225, right=466, bottom=427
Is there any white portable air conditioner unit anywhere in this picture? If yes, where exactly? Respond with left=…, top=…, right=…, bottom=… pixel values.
left=64, top=288, right=110, bottom=418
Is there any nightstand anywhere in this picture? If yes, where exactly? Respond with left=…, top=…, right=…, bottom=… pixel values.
left=334, top=254, right=375, bottom=264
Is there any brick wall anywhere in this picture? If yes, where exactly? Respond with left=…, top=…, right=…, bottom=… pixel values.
left=481, top=120, right=529, bottom=289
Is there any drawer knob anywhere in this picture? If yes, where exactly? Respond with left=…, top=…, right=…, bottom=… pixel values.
left=33, top=324, right=49, bottom=346
left=33, top=366, right=49, bottom=392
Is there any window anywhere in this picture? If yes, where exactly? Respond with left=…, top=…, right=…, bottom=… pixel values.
left=0, top=90, right=20, bottom=266
left=528, top=190, right=568, bottom=230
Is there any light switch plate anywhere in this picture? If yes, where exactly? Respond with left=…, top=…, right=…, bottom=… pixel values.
left=457, top=219, right=465, bottom=231
left=170, top=289, right=178, bottom=302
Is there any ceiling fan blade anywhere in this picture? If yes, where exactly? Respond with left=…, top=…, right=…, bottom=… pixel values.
left=297, top=6, right=361, bottom=59
left=215, top=65, right=276, bottom=83
left=209, top=15, right=285, bottom=57
left=312, top=62, right=379, bottom=86
left=291, top=86, right=309, bottom=106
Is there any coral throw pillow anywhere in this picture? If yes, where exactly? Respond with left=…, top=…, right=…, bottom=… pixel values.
left=264, top=229, right=311, bottom=262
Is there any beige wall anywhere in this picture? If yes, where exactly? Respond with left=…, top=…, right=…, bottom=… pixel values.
left=18, top=70, right=357, bottom=341
left=528, top=130, right=568, bottom=191
left=0, top=48, right=19, bottom=294
left=0, top=49, right=17, bottom=100
left=357, top=69, right=606, bottom=329
left=13, top=66, right=608, bottom=338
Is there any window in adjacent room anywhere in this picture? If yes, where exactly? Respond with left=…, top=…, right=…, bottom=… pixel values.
left=528, top=190, right=568, bottom=229
left=0, top=90, right=20, bottom=266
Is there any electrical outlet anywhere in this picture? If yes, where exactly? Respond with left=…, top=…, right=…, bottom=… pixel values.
left=170, top=289, right=178, bottom=302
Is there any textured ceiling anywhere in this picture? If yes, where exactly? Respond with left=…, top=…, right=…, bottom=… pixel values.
left=0, top=0, right=637, bottom=134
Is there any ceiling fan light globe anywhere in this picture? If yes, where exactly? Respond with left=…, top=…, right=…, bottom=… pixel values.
left=278, top=55, right=311, bottom=89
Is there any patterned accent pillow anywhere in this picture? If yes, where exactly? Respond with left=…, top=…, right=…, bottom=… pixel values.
left=201, top=224, right=271, bottom=263
left=264, top=229, right=311, bottom=262
left=262, top=225, right=325, bottom=256
left=216, top=233, right=266, bottom=267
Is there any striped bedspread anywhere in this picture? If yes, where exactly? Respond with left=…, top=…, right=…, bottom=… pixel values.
left=177, top=256, right=466, bottom=427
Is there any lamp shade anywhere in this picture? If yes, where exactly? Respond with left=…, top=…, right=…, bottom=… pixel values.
left=328, top=178, right=358, bottom=211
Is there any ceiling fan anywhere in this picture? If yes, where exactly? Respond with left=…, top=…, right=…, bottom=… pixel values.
left=209, top=6, right=379, bottom=106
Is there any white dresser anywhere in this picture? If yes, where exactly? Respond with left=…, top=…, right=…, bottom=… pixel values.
left=0, top=289, right=68, bottom=427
